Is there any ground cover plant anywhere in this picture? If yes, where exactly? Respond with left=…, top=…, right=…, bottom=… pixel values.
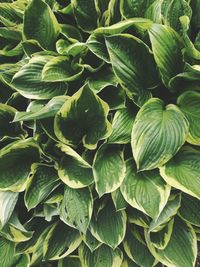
left=0, top=0, right=200, bottom=266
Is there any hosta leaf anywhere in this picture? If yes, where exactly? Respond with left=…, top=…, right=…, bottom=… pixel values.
left=94, top=18, right=153, bottom=34
left=11, top=56, right=67, bottom=100
left=54, top=85, right=112, bottom=149
left=58, top=256, right=81, bottom=267
left=83, top=230, right=102, bottom=252
left=160, top=146, right=200, bottom=200
left=93, top=143, right=126, bottom=197
left=0, top=212, right=33, bottom=242
left=105, top=34, right=158, bottom=106
left=23, top=0, right=60, bottom=50
left=149, top=219, right=174, bottom=250
left=0, top=103, right=24, bottom=140
left=121, top=159, right=170, bottom=218
left=0, top=138, right=40, bottom=192
left=149, top=194, right=181, bottom=232
left=148, top=24, right=184, bottom=89
left=111, top=188, right=128, bottom=211
left=42, top=56, right=84, bottom=82
left=131, top=98, right=189, bottom=171
left=25, top=164, right=60, bottom=210
left=0, top=236, right=20, bottom=267
left=13, top=96, right=68, bottom=122
left=108, top=108, right=135, bottom=144
left=177, top=91, right=200, bottom=145
left=79, top=243, right=123, bottom=267
left=90, top=200, right=126, bottom=249
left=127, top=207, right=151, bottom=228
left=164, top=0, right=192, bottom=33
left=43, top=221, right=82, bottom=260
left=120, top=0, right=154, bottom=18
left=88, top=67, right=118, bottom=93
left=56, top=143, right=94, bottom=188
left=179, top=193, right=200, bottom=227
left=146, top=217, right=197, bottom=267
left=60, top=186, right=93, bottom=234
left=122, top=255, right=140, bottom=267
left=0, top=1, right=23, bottom=26
left=71, top=0, right=99, bottom=32
left=0, top=191, right=18, bottom=228
left=123, top=225, right=155, bottom=267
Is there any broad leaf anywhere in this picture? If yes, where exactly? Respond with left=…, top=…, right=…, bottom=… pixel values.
left=90, top=200, right=126, bottom=249
left=56, top=143, right=94, bottom=188
left=131, top=98, right=189, bottom=171
left=23, top=0, right=60, bottom=50
left=54, top=85, right=112, bottom=149
left=105, top=34, right=158, bottom=106
left=93, top=143, right=126, bottom=197
left=11, top=56, right=67, bottom=99
left=25, top=164, right=60, bottom=210
left=0, top=138, right=40, bottom=192
left=79, top=243, right=123, bottom=267
left=108, top=107, right=135, bottom=144
left=83, top=230, right=102, bottom=252
left=43, top=221, right=82, bottom=260
left=0, top=190, right=18, bottom=228
left=60, top=186, right=93, bottom=234
left=123, top=225, right=155, bottom=267
left=146, top=217, right=197, bottom=267
left=58, top=256, right=81, bottom=267
left=121, top=159, right=170, bottom=218
left=13, top=96, right=68, bottom=122
left=177, top=90, right=200, bottom=145
left=148, top=24, right=184, bottom=89
left=42, top=56, right=84, bottom=82
left=160, top=146, right=200, bottom=200
left=71, top=0, right=99, bottom=32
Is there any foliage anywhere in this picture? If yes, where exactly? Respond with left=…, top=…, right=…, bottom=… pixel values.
left=0, top=0, right=200, bottom=266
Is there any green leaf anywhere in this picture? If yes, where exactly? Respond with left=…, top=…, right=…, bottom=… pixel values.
left=120, top=159, right=170, bottom=218
left=179, top=193, right=200, bottom=227
left=165, top=0, right=192, bottom=33
left=93, top=143, right=126, bottom=197
left=131, top=98, right=189, bottom=171
left=123, top=225, right=155, bottom=267
left=56, top=143, right=94, bottom=188
left=160, top=146, right=200, bottom=200
left=0, top=103, right=24, bottom=140
left=177, top=90, right=200, bottom=146
left=105, top=34, right=158, bottom=106
left=43, top=221, right=82, bottom=260
left=71, top=0, right=99, bottom=32
left=11, top=56, right=67, bottom=100
left=149, top=194, right=181, bottom=232
left=58, top=256, right=81, bottom=267
left=120, top=0, right=154, bottom=18
left=146, top=217, right=197, bottom=267
left=0, top=190, right=18, bottom=228
left=0, top=212, right=33, bottom=242
left=127, top=207, right=151, bottom=228
left=25, top=163, right=60, bottom=210
left=0, top=138, right=40, bottom=192
left=108, top=108, right=135, bottom=144
left=148, top=24, right=184, bottom=89
left=23, top=0, right=60, bottom=50
left=83, top=230, right=102, bottom=252
left=94, top=18, right=153, bottom=34
left=54, top=84, right=112, bottom=149
left=60, top=186, right=93, bottom=234
left=13, top=96, right=68, bottom=122
left=111, top=188, right=128, bottom=211
left=79, top=243, right=123, bottom=267
left=42, top=56, right=84, bottom=82
left=0, top=236, right=21, bottom=267
left=90, top=200, right=126, bottom=249
left=121, top=255, right=140, bottom=267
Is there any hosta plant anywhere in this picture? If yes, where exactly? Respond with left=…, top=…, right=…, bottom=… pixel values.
left=0, top=0, right=200, bottom=266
